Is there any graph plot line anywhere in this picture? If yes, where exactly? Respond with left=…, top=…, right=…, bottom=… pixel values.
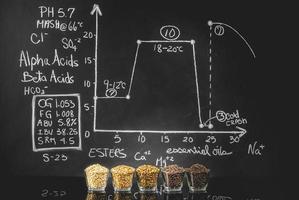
left=139, top=40, right=192, bottom=43
left=90, top=7, right=249, bottom=134
left=190, top=40, right=204, bottom=127
left=97, top=97, right=127, bottom=99
left=127, top=40, right=141, bottom=99
left=94, top=38, right=205, bottom=132
left=211, top=21, right=256, bottom=58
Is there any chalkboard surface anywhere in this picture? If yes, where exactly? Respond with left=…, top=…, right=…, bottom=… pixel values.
left=0, top=0, right=280, bottom=177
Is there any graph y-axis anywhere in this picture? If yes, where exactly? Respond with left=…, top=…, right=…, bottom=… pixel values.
left=91, top=4, right=102, bottom=132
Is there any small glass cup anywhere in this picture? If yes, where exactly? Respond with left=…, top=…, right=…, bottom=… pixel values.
left=84, top=164, right=109, bottom=192
left=161, top=165, right=185, bottom=193
left=136, top=165, right=160, bottom=192
left=185, top=164, right=209, bottom=192
left=111, top=165, right=135, bottom=192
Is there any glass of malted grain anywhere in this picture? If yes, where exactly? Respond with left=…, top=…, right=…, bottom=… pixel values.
left=136, top=164, right=160, bottom=192
left=111, top=165, right=135, bottom=192
left=84, top=164, right=109, bottom=192
left=161, top=164, right=185, bottom=193
left=185, top=163, right=209, bottom=192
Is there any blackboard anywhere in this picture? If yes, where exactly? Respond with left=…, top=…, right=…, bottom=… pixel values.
left=0, top=0, right=280, bottom=178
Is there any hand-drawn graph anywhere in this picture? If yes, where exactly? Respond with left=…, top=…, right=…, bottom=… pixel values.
left=91, top=4, right=253, bottom=136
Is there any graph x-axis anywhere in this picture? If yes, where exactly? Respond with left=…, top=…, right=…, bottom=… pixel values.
left=93, top=129, right=246, bottom=134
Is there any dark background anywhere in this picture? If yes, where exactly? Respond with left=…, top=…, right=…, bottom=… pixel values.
left=0, top=0, right=283, bottom=182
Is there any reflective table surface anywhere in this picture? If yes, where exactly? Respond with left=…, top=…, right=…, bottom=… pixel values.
left=3, top=176, right=284, bottom=200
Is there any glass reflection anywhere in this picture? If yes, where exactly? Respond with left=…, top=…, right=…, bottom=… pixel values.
left=85, top=191, right=107, bottom=200
left=187, top=192, right=209, bottom=200
left=164, top=192, right=184, bottom=200
left=140, top=192, right=158, bottom=200
left=114, top=192, right=132, bottom=200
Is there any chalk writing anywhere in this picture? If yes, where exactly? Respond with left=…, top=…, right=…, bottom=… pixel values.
left=41, top=189, right=67, bottom=198
left=248, top=141, right=265, bottom=156
left=42, top=153, right=68, bottom=163
left=88, top=147, right=127, bottom=159
left=32, top=94, right=81, bottom=151
left=216, top=110, right=247, bottom=127
left=166, top=145, right=233, bottom=157
left=153, top=44, right=184, bottom=53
